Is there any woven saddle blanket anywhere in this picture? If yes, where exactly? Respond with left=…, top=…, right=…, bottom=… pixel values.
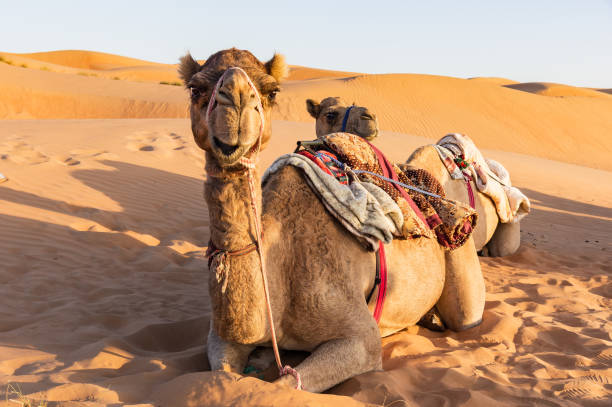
left=303, top=133, right=477, bottom=250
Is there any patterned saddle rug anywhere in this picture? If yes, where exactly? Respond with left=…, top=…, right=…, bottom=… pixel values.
left=297, top=133, right=477, bottom=250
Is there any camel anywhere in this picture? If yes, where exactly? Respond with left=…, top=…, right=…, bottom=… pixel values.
left=179, top=48, right=485, bottom=392
left=308, top=103, right=520, bottom=257
left=306, top=97, right=379, bottom=140
left=405, top=146, right=521, bottom=257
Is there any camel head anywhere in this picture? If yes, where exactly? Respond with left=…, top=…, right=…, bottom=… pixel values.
left=179, top=48, right=288, bottom=167
left=306, top=97, right=379, bottom=140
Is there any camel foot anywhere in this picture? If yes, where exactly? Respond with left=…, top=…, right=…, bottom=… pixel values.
left=418, top=307, right=446, bottom=332
left=437, top=237, right=486, bottom=332
left=207, top=322, right=255, bottom=373
left=247, top=347, right=280, bottom=372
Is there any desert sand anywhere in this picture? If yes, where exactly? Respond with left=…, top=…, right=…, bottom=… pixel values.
left=0, top=51, right=610, bottom=406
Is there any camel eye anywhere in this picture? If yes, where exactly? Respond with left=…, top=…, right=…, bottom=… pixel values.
left=190, top=87, right=201, bottom=99
left=325, top=111, right=338, bottom=123
left=268, top=90, right=278, bottom=102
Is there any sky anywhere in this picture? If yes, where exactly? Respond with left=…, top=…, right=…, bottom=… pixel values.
left=2, top=0, right=611, bottom=87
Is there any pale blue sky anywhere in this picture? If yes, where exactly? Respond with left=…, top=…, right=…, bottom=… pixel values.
left=3, top=0, right=611, bottom=87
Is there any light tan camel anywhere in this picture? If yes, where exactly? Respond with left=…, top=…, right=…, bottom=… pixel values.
left=307, top=97, right=379, bottom=140
left=309, top=104, right=520, bottom=257
left=405, top=146, right=521, bottom=257
left=180, top=48, right=485, bottom=392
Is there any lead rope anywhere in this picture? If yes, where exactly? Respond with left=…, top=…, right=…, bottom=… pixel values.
left=207, top=67, right=302, bottom=390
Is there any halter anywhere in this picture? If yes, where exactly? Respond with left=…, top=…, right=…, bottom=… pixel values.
left=206, top=66, right=265, bottom=169
left=205, top=67, right=302, bottom=390
left=340, top=105, right=355, bottom=132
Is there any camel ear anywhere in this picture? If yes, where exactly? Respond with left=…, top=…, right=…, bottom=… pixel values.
left=178, top=53, right=201, bottom=85
left=306, top=99, right=321, bottom=118
left=265, top=53, right=289, bottom=82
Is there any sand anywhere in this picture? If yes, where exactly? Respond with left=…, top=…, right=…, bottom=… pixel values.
left=0, top=51, right=610, bottom=406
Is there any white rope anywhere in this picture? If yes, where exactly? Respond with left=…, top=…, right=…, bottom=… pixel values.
left=351, top=169, right=442, bottom=198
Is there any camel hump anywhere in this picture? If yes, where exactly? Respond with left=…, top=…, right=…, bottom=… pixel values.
left=405, top=144, right=440, bottom=167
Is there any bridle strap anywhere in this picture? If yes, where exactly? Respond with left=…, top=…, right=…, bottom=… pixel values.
left=206, top=67, right=265, bottom=169
left=206, top=67, right=301, bottom=390
left=340, top=105, right=354, bottom=132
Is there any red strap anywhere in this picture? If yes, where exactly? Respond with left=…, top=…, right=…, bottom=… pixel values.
left=463, top=173, right=476, bottom=209
left=373, top=241, right=387, bottom=323
left=297, top=150, right=333, bottom=176
left=364, top=140, right=429, bottom=228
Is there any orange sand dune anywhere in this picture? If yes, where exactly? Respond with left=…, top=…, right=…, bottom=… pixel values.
left=1, top=49, right=611, bottom=407
left=1, top=50, right=181, bottom=84
left=2, top=51, right=612, bottom=173
left=0, top=62, right=187, bottom=119
left=0, top=118, right=610, bottom=406
left=1, top=50, right=351, bottom=84
left=503, top=82, right=612, bottom=98
left=276, top=73, right=612, bottom=171
left=287, top=65, right=357, bottom=81
left=17, top=50, right=167, bottom=70
left=468, top=77, right=519, bottom=86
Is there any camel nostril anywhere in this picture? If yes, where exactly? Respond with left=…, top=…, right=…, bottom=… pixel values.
left=213, top=137, right=239, bottom=156
left=217, top=90, right=233, bottom=105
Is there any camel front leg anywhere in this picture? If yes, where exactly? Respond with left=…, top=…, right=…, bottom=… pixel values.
left=275, top=321, right=381, bottom=392
left=436, top=237, right=485, bottom=331
left=207, top=321, right=255, bottom=372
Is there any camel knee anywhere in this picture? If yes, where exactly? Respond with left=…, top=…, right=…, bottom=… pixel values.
left=283, top=328, right=381, bottom=392
left=438, top=238, right=485, bottom=331
left=441, top=311, right=483, bottom=331
left=362, top=334, right=383, bottom=371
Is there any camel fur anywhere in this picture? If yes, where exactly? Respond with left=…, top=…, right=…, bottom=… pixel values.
left=180, top=48, right=485, bottom=392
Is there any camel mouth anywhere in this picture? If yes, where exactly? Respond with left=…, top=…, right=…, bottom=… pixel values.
left=214, top=137, right=239, bottom=156
left=211, top=136, right=250, bottom=165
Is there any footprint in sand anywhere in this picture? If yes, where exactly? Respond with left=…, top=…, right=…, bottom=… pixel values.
left=126, top=132, right=187, bottom=155
left=53, top=149, right=117, bottom=166
left=54, top=155, right=81, bottom=166
left=0, top=139, right=49, bottom=165
left=556, top=374, right=611, bottom=401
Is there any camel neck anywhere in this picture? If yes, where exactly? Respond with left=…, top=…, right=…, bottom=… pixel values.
left=204, top=155, right=262, bottom=250
left=203, top=152, right=268, bottom=343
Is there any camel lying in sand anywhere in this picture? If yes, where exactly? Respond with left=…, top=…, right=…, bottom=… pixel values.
left=405, top=145, right=521, bottom=257
left=307, top=97, right=379, bottom=140
left=179, top=48, right=484, bottom=392
left=309, top=102, right=521, bottom=257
